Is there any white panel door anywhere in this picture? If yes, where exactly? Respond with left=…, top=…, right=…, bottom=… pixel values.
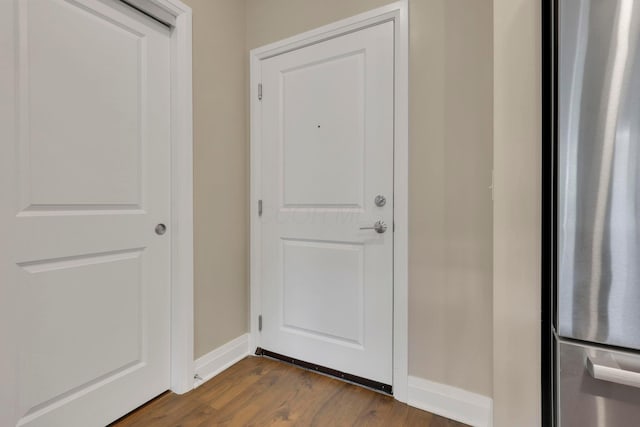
left=260, top=21, right=394, bottom=385
left=0, top=0, right=171, bottom=426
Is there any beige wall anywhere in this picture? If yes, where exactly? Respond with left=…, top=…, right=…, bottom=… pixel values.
left=493, top=0, right=541, bottom=425
left=187, top=0, right=543, bottom=422
left=184, top=0, right=248, bottom=359
left=245, top=0, right=494, bottom=397
left=409, top=0, right=493, bottom=396
left=245, top=0, right=390, bottom=48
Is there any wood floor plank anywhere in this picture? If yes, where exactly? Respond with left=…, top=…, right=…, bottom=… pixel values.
left=205, top=364, right=301, bottom=426
left=241, top=369, right=344, bottom=426
left=352, top=389, right=406, bottom=426
left=111, top=357, right=470, bottom=427
left=196, top=359, right=279, bottom=409
left=112, top=393, right=215, bottom=427
left=307, top=383, right=379, bottom=426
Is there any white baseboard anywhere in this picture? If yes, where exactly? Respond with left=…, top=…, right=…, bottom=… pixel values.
left=407, top=376, right=493, bottom=427
left=193, top=334, right=250, bottom=388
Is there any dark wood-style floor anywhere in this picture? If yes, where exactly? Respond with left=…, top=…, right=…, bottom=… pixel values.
left=111, top=356, right=468, bottom=427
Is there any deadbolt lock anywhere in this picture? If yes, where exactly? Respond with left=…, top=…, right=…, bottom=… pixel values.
left=374, top=195, right=387, bottom=207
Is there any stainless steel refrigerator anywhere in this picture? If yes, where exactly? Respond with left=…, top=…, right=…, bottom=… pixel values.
left=554, top=0, right=640, bottom=425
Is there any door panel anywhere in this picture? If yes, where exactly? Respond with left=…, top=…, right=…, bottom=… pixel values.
left=1, top=0, right=171, bottom=426
left=282, top=239, right=364, bottom=346
left=260, top=21, right=394, bottom=385
left=19, top=250, right=143, bottom=413
left=557, top=0, right=640, bottom=350
left=22, top=0, right=144, bottom=209
left=282, top=52, right=365, bottom=207
left=558, top=339, right=640, bottom=426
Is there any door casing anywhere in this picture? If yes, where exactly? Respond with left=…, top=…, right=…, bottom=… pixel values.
left=249, top=0, right=409, bottom=402
left=131, top=0, right=195, bottom=395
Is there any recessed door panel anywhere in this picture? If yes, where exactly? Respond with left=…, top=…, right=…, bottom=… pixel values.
left=282, top=53, right=365, bottom=208
left=18, top=250, right=144, bottom=414
left=282, top=239, right=364, bottom=345
left=21, top=0, right=145, bottom=210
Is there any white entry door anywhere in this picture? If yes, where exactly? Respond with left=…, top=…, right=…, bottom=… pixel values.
left=258, top=21, right=394, bottom=387
left=0, top=0, right=171, bottom=426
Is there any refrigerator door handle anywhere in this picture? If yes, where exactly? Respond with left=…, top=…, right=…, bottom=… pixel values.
left=587, top=353, right=640, bottom=389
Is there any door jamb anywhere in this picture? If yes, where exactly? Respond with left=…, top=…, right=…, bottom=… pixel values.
left=249, top=0, right=409, bottom=402
left=128, top=0, right=194, bottom=395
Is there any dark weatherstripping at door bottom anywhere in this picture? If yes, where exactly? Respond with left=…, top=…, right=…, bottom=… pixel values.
left=254, top=347, right=392, bottom=395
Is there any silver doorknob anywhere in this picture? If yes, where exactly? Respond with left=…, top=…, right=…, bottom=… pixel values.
left=360, top=220, right=387, bottom=234
left=155, top=223, right=167, bottom=235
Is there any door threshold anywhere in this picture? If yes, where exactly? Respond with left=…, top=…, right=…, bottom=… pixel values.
left=254, top=347, right=392, bottom=395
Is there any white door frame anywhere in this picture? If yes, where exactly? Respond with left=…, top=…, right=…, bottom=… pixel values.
left=249, top=0, right=409, bottom=402
left=121, top=0, right=195, bottom=394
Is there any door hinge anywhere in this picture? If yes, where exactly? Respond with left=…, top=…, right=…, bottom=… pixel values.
left=258, top=199, right=263, bottom=216
left=258, top=315, right=262, bottom=331
left=258, top=83, right=263, bottom=101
